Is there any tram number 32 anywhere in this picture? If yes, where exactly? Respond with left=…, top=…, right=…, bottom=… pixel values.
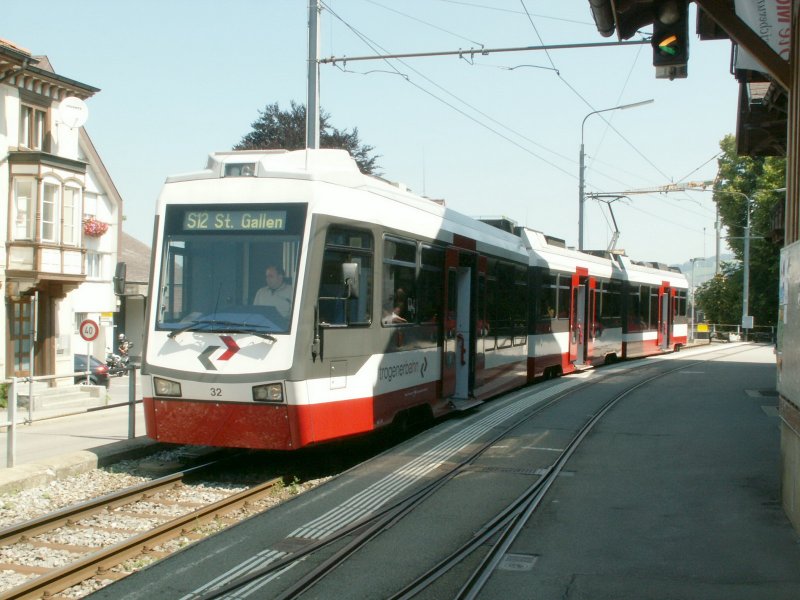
left=210, top=387, right=222, bottom=397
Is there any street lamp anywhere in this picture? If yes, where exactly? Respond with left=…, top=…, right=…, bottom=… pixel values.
left=578, top=99, right=653, bottom=251
left=689, top=257, right=705, bottom=342
left=713, top=189, right=762, bottom=335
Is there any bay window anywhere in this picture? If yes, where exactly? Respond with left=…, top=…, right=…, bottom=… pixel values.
left=13, top=179, right=35, bottom=240
left=41, top=182, right=60, bottom=242
left=11, top=178, right=84, bottom=245
left=63, top=187, right=80, bottom=245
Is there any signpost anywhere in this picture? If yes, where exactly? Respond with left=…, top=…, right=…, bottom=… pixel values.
left=79, top=319, right=99, bottom=384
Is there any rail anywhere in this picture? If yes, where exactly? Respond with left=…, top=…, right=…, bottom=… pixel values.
left=1, top=366, right=140, bottom=469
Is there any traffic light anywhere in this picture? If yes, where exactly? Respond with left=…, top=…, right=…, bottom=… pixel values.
left=652, top=0, right=689, bottom=80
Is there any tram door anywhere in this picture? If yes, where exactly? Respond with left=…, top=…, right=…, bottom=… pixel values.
left=569, top=269, right=596, bottom=366
left=658, top=284, right=673, bottom=350
left=442, top=248, right=473, bottom=402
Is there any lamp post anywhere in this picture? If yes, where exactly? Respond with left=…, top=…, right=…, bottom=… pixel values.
left=579, top=99, right=653, bottom=251
left=713, top=189, right=755, bottom=336
left=689, top=257, right=704, bottom=342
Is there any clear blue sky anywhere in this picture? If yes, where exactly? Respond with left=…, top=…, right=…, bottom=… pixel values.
left=5, top=1, right=739, bottom=265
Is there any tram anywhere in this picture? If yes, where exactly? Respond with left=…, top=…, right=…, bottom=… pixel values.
left=141, top=149, right=687, bottom=450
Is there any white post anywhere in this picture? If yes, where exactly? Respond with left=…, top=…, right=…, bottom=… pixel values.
left=742, top=197, right=751, bottom=339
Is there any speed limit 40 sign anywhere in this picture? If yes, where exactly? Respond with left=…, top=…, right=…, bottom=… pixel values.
left=79, top=319, right=100, bottom=342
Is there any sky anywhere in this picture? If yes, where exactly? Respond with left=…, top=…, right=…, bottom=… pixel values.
left=5, top=1, right=741, bottom=266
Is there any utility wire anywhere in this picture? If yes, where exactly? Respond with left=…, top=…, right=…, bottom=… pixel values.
left=433, top=0, right=595, bottom=26
left=676, top=152, right=722, bottom=184
left=322, top=1, right=578, bottom=179
left=517, top=1, right=671, bottom=183
left=364, top=0, right=485, bottom=48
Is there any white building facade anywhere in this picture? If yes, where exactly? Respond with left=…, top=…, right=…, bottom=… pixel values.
left=0, top=40, right=122, bottom=380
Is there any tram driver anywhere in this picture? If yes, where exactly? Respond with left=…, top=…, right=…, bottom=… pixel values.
left=254, top=265, right=293, bottom=318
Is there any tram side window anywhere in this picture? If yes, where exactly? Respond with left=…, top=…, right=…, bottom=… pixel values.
left=418, top=245, right=444, bottom=324
left=317, top=227, right=373, bottom=326
left=490, top=261, right=527, bottom=347
left=627, top=285, right=643, bottom=332
left=382, top=237, right=417, bottom=326
left=675, top=289, right=687, bottom=317
left=599, top=280, right=622, bottom=328
left=636, top=286, right=650, bottom=329
left=493, top=262, right=513, bottom=348
left=537, top=273, right=558, bottom=329
left=478, top=273, right=492, bottom=350
left=485, top=261, right=498, bottom=346
left=161, top=241, right=186, bottom=321
left=650, top=287, right=659, bottom=328
left=512, top=266, right=527, bottom=345
left=556, top=274, right=571, bottom=319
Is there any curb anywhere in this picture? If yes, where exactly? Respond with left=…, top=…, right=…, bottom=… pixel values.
left=0, top=437, right=166, bottom=496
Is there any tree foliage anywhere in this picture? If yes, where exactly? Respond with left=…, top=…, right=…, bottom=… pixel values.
left=233, top=101, right=380, bottom=175
left=696, top=134, right=784, bottom=327
left=695, top=263, right=742, bottom=324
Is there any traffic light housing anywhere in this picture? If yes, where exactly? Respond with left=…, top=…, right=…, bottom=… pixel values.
left=652, top=0, right=689, bottom=80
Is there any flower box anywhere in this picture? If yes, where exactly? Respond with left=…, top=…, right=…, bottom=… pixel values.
left=83, top=217, right=109, bottom=237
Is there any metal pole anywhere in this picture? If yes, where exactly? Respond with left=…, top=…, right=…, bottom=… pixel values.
left=690, top=260, right=696, bottom=342
left=128, top=365, right=136, bottom=439
left=578, top=142, right=585, bottom=250
left=715, top=201, right=721, bottom=275
left=28, top=291, right=37, bottom=423
left=742, top=197, right=751, bottom=339
left=7, top=377, right=17, bottom=468
left=306, top=0, right=321, bottom=150
left=578, top=99, right=653, bottom=251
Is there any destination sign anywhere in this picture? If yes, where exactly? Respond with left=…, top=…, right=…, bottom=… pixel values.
left=182, top=210, right=286, bottom=232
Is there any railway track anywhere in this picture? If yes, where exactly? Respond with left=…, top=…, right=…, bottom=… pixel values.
left=0, top=462, right=283, bottom=599
left=188, top=344, right=756, bottom=600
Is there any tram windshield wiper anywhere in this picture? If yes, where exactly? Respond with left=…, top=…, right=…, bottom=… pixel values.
left=167, top=318, right=277, bottom=341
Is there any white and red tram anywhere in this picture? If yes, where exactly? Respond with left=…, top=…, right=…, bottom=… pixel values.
left=141, top=149, right=687, bottom=450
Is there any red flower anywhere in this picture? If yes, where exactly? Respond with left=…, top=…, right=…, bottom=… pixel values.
left=83, top=217, right=109, bottom=237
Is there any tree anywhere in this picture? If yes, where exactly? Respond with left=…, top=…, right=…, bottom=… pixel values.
left=699, top=134, right=784, bottom=327
left=233, top=101, right=380, bottom=175
left=694, top=263, right=742, bottom=324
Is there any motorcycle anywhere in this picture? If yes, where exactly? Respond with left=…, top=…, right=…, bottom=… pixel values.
left=106, top=352, right=126, bottom=377
left=107, top=335, right=134, bottom=376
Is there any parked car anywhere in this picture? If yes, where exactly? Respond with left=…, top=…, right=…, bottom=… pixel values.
left=74, top=354, right=110, bottom=388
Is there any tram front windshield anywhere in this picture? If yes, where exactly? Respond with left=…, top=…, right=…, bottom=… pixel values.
left=156, top=204, right=307, bottom=335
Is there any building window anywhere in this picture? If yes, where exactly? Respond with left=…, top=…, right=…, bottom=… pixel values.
left=86, top=252, right=105, bottom=279
left=19, top=104, right=47, bottom=151
left=13, top=179, right=36, bottom=240
left=41, top=182, right=60, bottom=243
left=63, top=187, right=81, bottom=245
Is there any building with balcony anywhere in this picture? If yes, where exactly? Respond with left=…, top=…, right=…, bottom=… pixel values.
left=1, top=39, right=122, bottom=380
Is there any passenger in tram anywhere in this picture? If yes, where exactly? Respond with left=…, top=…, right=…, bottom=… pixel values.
left=254, top=265, right=293, bottom=318
left=382, top=287, right=409, bottom=324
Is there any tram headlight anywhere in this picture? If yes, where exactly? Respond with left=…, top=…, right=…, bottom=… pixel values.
left=153, top=377, right=182, bottom=397
left=252, top=383, right=283, bottom=402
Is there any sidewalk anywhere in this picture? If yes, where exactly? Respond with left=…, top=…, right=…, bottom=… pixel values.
left=0, top=374, right=159, bottom=494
